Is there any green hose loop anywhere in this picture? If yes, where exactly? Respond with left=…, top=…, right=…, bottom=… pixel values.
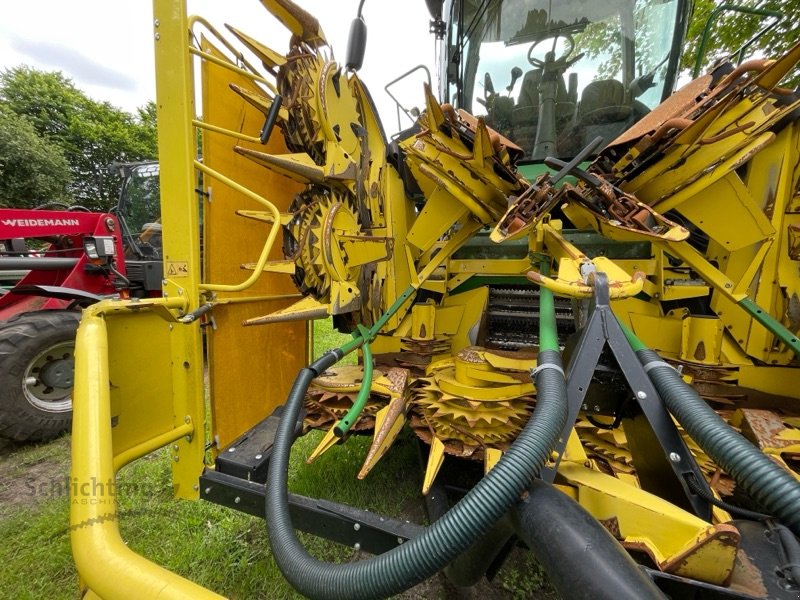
left=617, top=319, right=647, bottom=352
left=536, top=258, right=559, bottom=353
left=334, top=325, right=373, bottom=437
left=328, top=285, right=415, bottom=437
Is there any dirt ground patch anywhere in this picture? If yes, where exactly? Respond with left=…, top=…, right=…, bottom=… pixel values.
left=0, top=435, right=71, bottom=513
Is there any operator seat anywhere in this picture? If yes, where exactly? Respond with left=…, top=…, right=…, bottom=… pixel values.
left=557, top=79, right=647, bottom=156
left=578, top=79, right=631, bottom=125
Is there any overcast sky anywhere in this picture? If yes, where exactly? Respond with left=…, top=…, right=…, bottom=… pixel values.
left=0, top=1, right=437, bottom=135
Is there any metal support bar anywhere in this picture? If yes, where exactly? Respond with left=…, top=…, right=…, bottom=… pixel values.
left=540, top=272, right=713, bottom=520
left=199, top=470, right=424, bottom=555
left=0, top=257, right=79, bottom=270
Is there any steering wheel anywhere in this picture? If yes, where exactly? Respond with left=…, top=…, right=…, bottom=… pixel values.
left=527, top=34, right=577, bottom=69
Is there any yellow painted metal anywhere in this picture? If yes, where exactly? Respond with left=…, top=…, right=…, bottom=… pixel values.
left=196, top=162, right=283, bottom=293
left=151, top=0, right=207, bottom=502
left=407, top=190, right=470, bottom=252
left=69, top=3, right=224, bottom=593
left=258, top=0, right=327, bottom=46
left=113, top=420, right=194, bottom=473
left=188, top=46, right=273, bottom=87
left=525, top=224, right=646, bottom=300
left=243, top=259, right=297, bottom=275
left=71, top=303, right=222, bottom=600
left=243, top=295, right=328, bottom=325
left=359, top=395, right=409, bottom=479
left=191, top=119, right=262, bottom=145
left=558, top=463, right=738, bottom=585
left=189, top=15, right=278, bottom=94
left=307, top=425, right=340, bottom=463
left=449, top=257, right=530, bottom=275
left=484, top=447, right=503, bottom=474
left=411, top=302, right=436, bottom=340
left=680, top=316, right=724, bottom=365
left=738, top=365, right=800, bottom=401
left=236, top=209, right=294, bottom=227
left=423, top=436, right=446, bottom=495
left=627, top=311, right=683, bottom=359
left=674, top=174, right=774, bottom=251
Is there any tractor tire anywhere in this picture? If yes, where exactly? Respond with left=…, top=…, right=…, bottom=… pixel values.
left=0, top=310, right=80, bottom=442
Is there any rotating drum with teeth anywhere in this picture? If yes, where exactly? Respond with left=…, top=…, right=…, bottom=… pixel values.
left=284, top=186, right=363, bottom=303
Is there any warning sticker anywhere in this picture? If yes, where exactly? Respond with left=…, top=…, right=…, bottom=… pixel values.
left=166, top=261, right=189, bottom=278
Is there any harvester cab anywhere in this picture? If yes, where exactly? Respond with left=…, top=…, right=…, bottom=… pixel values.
left=68, top=1, right=800, bottom=599
left=439, top=0, right=687, bottom=162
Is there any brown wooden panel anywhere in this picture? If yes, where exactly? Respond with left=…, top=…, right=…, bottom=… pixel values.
left=201, top=37, right=308, bottom=448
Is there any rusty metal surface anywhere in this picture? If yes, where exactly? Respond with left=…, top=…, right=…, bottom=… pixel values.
left=609, top=75, right=713, bottom=148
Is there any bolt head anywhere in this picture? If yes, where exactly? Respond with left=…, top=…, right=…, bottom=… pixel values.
left=636, top=391, right=647, bottom=400
left=669, top=452, right=681, bottom=463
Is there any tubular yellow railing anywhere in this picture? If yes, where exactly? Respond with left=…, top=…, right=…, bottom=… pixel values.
left=70, top=2, right=295, bottom=596
left=70, top=302, right=222, bottom=600
left=186, top=13, right=285, bottom=294
left=194, top=161, right=282, bottom=292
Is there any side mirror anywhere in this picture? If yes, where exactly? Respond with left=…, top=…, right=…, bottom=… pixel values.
left=345, top=17, right=367, bottom=71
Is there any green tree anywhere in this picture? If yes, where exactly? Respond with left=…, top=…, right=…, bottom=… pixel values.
left=684, top=0, right=800, bottom=86
left=0, top=107, right=71, bottom=208
left=0, top=66, right=157, bottom=210
left=575, top=0, right=799, bottom=87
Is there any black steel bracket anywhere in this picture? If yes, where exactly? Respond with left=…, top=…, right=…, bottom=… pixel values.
left=200, top=469, right=423, bottom=555
left=540, top=272, right=713, bottom=520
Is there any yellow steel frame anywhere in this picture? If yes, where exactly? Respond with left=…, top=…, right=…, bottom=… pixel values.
left=71, top=301, right=221, bottom=600
left=69, top=0, right=303, bottom=596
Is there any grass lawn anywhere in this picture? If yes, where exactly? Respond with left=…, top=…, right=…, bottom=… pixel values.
left=0, top=320, right=554, bottom=599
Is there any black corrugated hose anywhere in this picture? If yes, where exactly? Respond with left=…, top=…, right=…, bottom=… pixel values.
left=265, top=347, right=568, bottom=600
left=514, top=480, right=666, bottom=600
left=636, top=348, right=800, bottom=536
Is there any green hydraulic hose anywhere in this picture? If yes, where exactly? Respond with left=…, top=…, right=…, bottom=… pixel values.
left=617, top=320, right=646, bottom=352
left=337, top=333, right=365, bottom=357
left=334, top=325, right=373, bottom=437
left=617, top=318, right=800, bottom=535
left=331, top=286, right=416, bottom=437
left=537, top=257, right=559, bottom=353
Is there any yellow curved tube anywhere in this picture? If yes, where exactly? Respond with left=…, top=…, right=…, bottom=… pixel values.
left=71, top=305, right=224, bottom=600
left=527, top=270, right=645, bottom=300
